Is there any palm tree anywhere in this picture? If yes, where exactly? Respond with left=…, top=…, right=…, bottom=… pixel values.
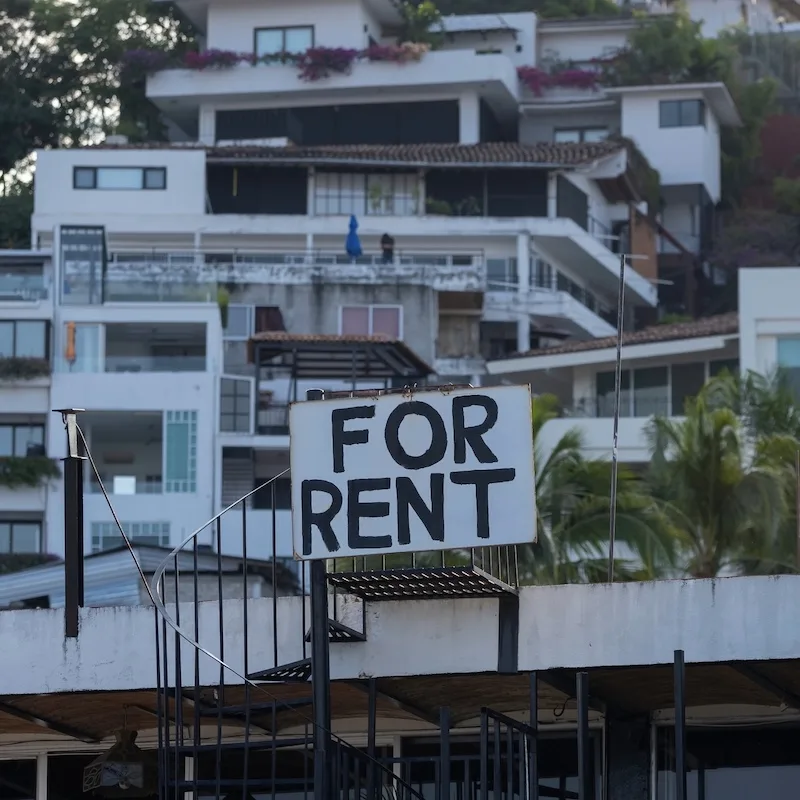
left=646, top=377, right=796, bottom=578
left=519, top=394, right=676, bottom=584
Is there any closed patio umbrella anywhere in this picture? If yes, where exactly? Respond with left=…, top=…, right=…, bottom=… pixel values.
left=345, top=214, right=362, bottom=260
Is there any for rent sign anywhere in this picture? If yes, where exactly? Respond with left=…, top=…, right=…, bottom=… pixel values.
left=289, top=385, right=536, bottom=561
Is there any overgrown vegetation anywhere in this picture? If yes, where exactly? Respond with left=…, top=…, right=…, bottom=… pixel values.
left=433, top=0, right=622, bottom=19
left=0, top=456, right=61, bottom=489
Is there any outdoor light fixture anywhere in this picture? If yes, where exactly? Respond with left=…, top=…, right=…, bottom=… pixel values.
left=83, top=728, right=157, bottom=797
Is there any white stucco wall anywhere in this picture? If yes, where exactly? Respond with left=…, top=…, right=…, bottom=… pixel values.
left=619, top=90, right=721, bottom=201
left=4, top=575, right=800, bottom=696
left=739, top=267, right=800, bottom=375
left=33, top=149, right=207, bottom=221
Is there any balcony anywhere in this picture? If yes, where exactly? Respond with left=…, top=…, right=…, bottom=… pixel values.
left=146, top=49, right=518, bottom=112
left=107, top=252, right=486, bottom=293
left=0, top=272, right=49, bottom=302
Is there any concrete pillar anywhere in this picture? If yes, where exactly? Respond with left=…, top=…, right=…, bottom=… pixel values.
left=547, top=173, right=559, bottom=218
left=516, top=232, right=531, bottom=353
left=198, top=106, right=215, bottom=145
left=606, top=715, right=651, bottom=800
left=458, top=94, right=481, bottom=145
left=307, top=167, right=316, bottom=217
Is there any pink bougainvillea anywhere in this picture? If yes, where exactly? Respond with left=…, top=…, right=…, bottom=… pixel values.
left=517, top=65, right=599, bottom=96
left=122, top=42, right=430, bottom=83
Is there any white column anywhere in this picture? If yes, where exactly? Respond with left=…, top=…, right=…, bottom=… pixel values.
left=547, top=173, right=559, bottom=218
left=516, top=232, right=531, bottom=353
left=198, top=106, right=215, bottom=145
left=307, top=167, right=316, bottom=217
left=35, top=755, right=47, bottom=800
left=458, top=94, right=481, bottom=145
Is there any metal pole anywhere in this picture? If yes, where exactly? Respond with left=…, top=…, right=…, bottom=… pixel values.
left=55, top=408, right=86, bottom=638
left=577, top=672, right=592, bottom=800
left=674, top=650, right=687, bottom=800
left=307, top=389, right=332, bottom=800
left=607, top=253, right=627, bottom=583
left=529, top=671, right=539, bottom=800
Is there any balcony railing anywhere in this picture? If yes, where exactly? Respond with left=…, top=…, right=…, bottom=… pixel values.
left=87, top=475, right=164, bottom=495
left=104, top=354, right=207, bottom=373
left=0, top=274, right=49, bottom=302
left=567, top=396, right=673, bottom=419
left=257, top=404, right=290, bottom=435
left=106, top=250, right=486, bottom=293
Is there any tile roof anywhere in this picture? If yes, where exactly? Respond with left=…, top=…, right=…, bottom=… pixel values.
left=502, top=313, right=739, bottom=360
left=90, top=141, right=625, bottom=167
left=249, top=332, right=397, bottom=344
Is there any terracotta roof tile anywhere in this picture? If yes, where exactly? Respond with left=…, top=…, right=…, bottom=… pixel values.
left=89, top=141, right=625, bottom=167
left=501, top=313, right=739, bottom=360
left=250, top=332, right=396, bottom=344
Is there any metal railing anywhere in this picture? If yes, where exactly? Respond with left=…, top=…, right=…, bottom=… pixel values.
left=567, top=395, right=673, bottom=419
left=0, top=273, right=49, bottom=301
left=103, top=354, right=207, bottom=373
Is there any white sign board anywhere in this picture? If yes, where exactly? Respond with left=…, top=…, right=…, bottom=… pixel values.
left=289, top=385, right=536, bottom=561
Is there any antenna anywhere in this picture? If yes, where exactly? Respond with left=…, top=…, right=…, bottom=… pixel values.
left=607, top=253, right=648, bottom=583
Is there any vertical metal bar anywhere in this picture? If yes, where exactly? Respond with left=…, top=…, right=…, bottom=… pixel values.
left=439, top=706, right=451, bottom=800
left=215, top=520, right=224, bottom=800
left=674, top=650, right=687, bottom=800
left=57, top=409, right=85, bottom=638
left=506, top=726, right=513, bottom=799
left=271, top=701, right=277, bottom=800
left=242, top=500, right=251, bottom=800
left=480, top=710, right=489, bottom=800
left=577, top=672, right=592, bottom=800
left=159, top=576, right=171, bottom=800
left=154, top=606, right=165, bottom=800
left=272, top=480, right=279, bottom=669
left=191, top=537, right=200, bottom=800
left=607, top=253, right=627, bottom=583
left=530, top=672, right=539, bottom=800
left=493, top=719, right=501, bottom=800
left=173, top=555, right=183, bottom=800
left=367, top=679, right=377, bottom=800
left=517, top=731, right=525, bottom=800
left=307, top=388, right=332, bottom=800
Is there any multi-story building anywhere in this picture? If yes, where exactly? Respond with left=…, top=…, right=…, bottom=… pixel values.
left=0, top=250, right=55, bottom=559
left=488, top=267, right=798, bottom=464
left=8, top=0, right=741, bottom=561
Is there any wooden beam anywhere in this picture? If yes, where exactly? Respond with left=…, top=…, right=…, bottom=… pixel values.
left=0, top=700, right=99, bottom=742
left=349, top=680, right=440, bottom=726
left=729, top=663, right=800, bottom=710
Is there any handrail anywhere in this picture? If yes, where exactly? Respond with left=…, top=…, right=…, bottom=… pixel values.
left=481, top=706, right=537, bottom=737
left=76, top=422, right=427, bottom=800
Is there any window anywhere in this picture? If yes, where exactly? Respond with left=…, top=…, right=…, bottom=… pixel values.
left=659, top=99, right=705, bottom=128
left=709, top=358, right=739, bottom=377
left=0, top=424, right=45, bottom=457
left=252, top=477, right=292, bottom=510
left=314, top=172, right=418, bottom=216
left=220, top=378, right=252, bottom=433
left=0, top=320, right=48, bottom=359
left=486, top=258, right=518, bottom=291
left=223, top=305, right=254, bottom=340
left=554, top=128, right=608, bottom=144
left=0, top=521, right=42, bottom=553
left=633, top=366, right=668, bottom=417
left=164, top=411, right=197, bottom=493
left=254, top=26, right=314, bottom=57
left=91, top=521, right=170, bottom=553
left=73, top=167, right=167, bottom=190
left=340, top=305, right=402, bottom=338
left=671, top=362, right=706, bottom=415
left=59, top=323, right=101, bottom=373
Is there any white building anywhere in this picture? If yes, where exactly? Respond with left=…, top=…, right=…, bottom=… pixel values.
left=7, top=0, right=743, bottom=562
left=487, top=267, right=799, bottom=463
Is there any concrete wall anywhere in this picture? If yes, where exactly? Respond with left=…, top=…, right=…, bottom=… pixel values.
left=520, top=107, right=619, bottom=145
left=233, top=282, right=439, bottom=363
left=620, top=90, right=721, bottom=201
left=206, top=0, right=375, bottom=52
left=4, top=575, right=800, bottom=695
left=739, top=267, right=800, bottom=375
left=33, top=149, right=206, bottom=221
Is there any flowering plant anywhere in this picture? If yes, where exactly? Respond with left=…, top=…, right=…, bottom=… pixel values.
left=297, top=47, right=359, bottom=81
left=184, top=49, right=243, bottom=70
left=517, top=65, right=599, bottom=96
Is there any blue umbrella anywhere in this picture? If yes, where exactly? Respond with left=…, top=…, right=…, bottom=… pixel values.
left=345, top=214, right=362, bottom=260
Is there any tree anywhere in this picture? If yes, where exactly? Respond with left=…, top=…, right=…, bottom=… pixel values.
left=519, top=395, right=676, bottom=584
left=646, top=376, right=797, bottom=578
